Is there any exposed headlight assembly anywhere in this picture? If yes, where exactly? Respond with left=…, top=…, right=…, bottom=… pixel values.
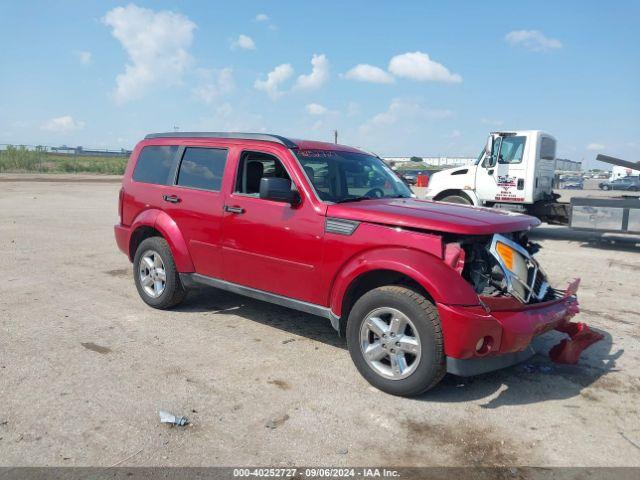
left=490, top=234, right=549, bottom=303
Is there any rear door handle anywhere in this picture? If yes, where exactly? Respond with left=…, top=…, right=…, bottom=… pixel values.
left=224, top=205, right=245, bottom=214
left=162, top=194, right=181, bottom=204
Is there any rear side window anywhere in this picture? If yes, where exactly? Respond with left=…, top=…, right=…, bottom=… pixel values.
left=132, top=145, right=178, bottom=185
left=176, top=147, right=227, bottom=191
left=540, top=137, right=556, bottom=160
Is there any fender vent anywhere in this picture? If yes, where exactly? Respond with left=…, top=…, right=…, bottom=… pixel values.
left=326, top=218, right=360, bottom=235
left=451, top=169, right=468, bottom=175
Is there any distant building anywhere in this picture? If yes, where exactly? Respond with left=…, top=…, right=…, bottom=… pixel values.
left=555, top=158, right=582, bottom=172
left=50, top=145, right=131, bottom=157
left=385, top=155, right=582, bottom=172
left=383, top=156, right=476, bottom=168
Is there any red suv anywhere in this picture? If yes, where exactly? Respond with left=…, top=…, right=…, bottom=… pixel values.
left=115, top=132, right=580, bottom=396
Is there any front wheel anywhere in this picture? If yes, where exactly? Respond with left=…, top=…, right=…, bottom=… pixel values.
left=346, top=286, right=446, bottom=396
left=133, top=236, right=186, bottom=309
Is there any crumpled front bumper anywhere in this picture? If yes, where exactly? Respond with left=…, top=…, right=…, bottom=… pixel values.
left=438, top=280, right=581, bottom=376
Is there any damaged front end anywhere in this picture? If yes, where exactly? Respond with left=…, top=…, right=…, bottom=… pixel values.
left=441, top=232, right=602, bottom=374
left=457, top=231, right=556, bottom=304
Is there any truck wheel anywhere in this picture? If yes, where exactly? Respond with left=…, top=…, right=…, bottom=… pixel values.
left=133, top=237, right=186, bottom=309
left=346, top=286, right=446, bottom=396
left=439, top=194, right=471, bottom=205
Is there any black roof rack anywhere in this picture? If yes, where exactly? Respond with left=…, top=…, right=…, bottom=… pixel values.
left=144, top=132, right=298, bottom=149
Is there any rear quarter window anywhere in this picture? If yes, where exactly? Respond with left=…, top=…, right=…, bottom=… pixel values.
left=540, top=137, right=556, bottom=160
left=132, top=145, right=178, bottom=185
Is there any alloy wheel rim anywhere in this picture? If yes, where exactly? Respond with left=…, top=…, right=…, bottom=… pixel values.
left=138, top=250, right=166, bottom=298
left=359, top=307, right=421, bottom=380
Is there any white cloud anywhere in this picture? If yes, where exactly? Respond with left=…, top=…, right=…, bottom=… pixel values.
left=306, top=103, right=328, bottom=115
left=449, top=129, right=462, bottom=138
left=255, top=13, right=269, bottom=22
left=360, top=99, right=453, bottom=133
left=505, top=30, right=562, bottom=52
left=254, top=63, right=294, bottom=99
left=102, top=4, right=196, bottom=104
left=343, top=64, right=394, bottom=84
left=231, top=34, right=255, bottom=50
left=295, top=54, right=329, bottom=90
left=192, top=68, right=235, bottom=104
left=346, top=101, right=360, bottom=117
left=41, top=115, right=85, bottom=133
left=587, top=143, right=605, bottom=151
left=481, top=118, right=504, bottom=126
left=388, top=51, right=462, bottom=83
left=76, top=51, right=92, bottom=65
left=199, top=105, right=266, bottom=132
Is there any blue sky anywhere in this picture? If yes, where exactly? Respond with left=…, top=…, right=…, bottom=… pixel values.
left=1, top=1, right=638, bottom=167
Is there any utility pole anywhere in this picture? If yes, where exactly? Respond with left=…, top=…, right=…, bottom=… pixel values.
left=333, top=129, right=338, bottom=144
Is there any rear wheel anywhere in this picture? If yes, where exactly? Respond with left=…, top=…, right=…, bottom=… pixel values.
left=133, top=237, right=186, bottom=309
left=602, top=185, right=610, bottom=191
left=439, top=194, right=471, bottom=205
left=346, top=286, right=445, bottom=396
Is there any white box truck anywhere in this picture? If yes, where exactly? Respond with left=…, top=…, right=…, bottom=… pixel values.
left=425, top=131, right=640, bottom=233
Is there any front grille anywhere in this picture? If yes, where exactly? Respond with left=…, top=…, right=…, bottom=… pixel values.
left=531, top=268, right=549, bottom=302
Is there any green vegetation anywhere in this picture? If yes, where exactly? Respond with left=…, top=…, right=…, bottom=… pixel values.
left=394, top=162, right=442, bottom=172
left=0, top=145, right=128, bottom=175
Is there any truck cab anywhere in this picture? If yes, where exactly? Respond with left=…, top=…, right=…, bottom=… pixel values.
left=426, top=130, right=557, bottom=212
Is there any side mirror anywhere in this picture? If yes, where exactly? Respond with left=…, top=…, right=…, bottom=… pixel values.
left=483, top=135, right=498, bottom=168
left=484, top=135, right=493, bottom=157
left=259, top=177, right=300, bottom=205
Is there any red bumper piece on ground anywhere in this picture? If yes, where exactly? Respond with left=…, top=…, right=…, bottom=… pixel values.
left=549, top=321, right=604, bottom=364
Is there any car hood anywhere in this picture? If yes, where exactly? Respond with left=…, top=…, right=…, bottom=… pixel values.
left=327, top=198, right=540, bottom=235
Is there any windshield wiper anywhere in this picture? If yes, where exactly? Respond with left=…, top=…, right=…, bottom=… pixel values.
left=335, top=196, right=372, bottom=204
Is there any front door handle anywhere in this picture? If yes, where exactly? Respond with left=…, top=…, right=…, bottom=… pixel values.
left=224, top=205, right=245, bottom=214
left=487, top=169, right=494, bottom=175
left=162, top=194, right=181, bottom=204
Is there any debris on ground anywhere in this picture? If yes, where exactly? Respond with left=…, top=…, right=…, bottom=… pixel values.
left=159, top=410, right=189, bottom=426
left=337, top=447, right=348, bottom=455
left=619, top=432, right=640, bottom=451
left=550, top=322, right=604, bottom=364
left=265, top=414, right=289, bottom=429
left=521, top=363, right=554, bottom=374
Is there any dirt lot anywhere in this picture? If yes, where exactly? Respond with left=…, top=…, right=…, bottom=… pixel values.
left=1, top=178, right=639, bottom=467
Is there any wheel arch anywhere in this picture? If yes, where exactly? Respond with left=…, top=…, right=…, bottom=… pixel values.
left=432, top=189, right=478, bottom=205
left=128, top=209, right=195, bottom=272
left=329, top=247, right=479, bottom=335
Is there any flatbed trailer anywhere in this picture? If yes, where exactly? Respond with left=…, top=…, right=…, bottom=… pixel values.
left=565, top=155, right=640, bottom=234
left=569, top=195, right=640, bottom=234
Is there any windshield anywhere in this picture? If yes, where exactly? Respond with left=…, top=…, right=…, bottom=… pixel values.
left=295, top=150, right=412, bottom=203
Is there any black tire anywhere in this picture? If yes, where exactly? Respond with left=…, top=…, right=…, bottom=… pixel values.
left=346, top=285, right=446, bottom=396
left=133, top=236, right=186, bottom=309
left=439, top=194, right=471, bottom=205
left=602, top=185, right=610, bottom=191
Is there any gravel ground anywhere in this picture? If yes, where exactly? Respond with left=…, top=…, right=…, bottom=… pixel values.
left=0, top=178, right=639, bottom=467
